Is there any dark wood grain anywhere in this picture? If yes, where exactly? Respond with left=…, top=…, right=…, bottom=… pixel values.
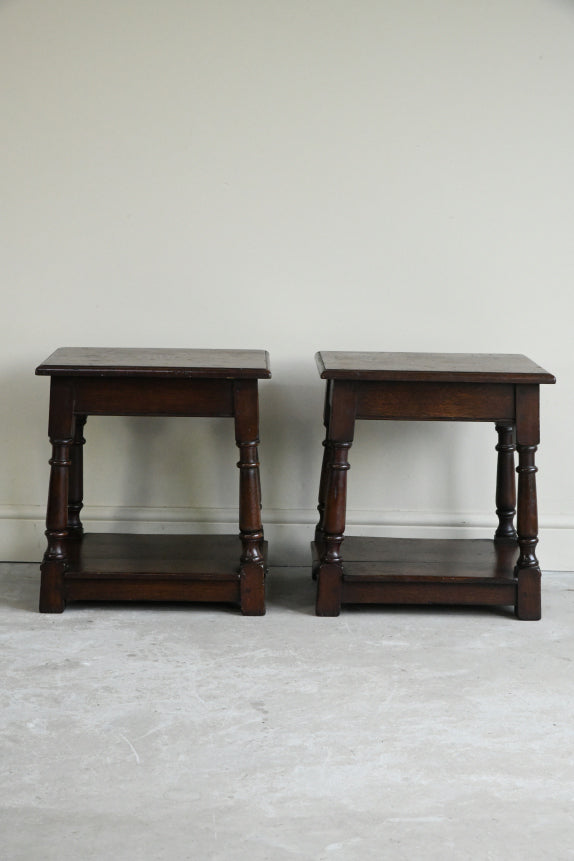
left=315, top=380, right=333, bottom=546
left=67, top=415, right=87, bottom=538
left=66, top=533, right=246, bottom=575
left=36, top=348, right=271, bottom=378
left=74, top=378, right=234, bottom=417
left=233, top=378, right=267, bottom=614
left=37, top=348, right=270, bottom=615
left=316, top=351, right=555, bottom=384
left=494, top=423, right=517, bottom=540
left=319, top=536, right=519, bottom=574
left=63, top=534, right=268, bottom=606
left=312, top=352, right=554, bottom=619
left=39, top=378, right=75, bottom=613
left=515, top=384, right=541, bottom=619
left=355, top=381, right=514, bottom=421
left=313, top=538, right=519, bottom=607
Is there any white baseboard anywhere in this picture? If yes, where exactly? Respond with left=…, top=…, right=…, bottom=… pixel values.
left=1, top=505, right=572, bottom=570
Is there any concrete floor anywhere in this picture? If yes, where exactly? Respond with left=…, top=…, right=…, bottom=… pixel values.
left=1, top=564, right=574, bottom=861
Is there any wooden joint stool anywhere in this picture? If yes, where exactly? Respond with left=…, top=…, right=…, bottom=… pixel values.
left=312, top=352, right=555, bottom=620
left=36, top=348, right=271, bottom=615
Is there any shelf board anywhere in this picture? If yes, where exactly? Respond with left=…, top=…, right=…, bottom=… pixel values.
left=62, top=533, right=266, bottom=605
left=313, top=537, right=520, bottom=606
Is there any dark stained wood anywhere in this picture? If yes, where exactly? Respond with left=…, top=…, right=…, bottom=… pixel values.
left=39, top=378, right=75, bottom=613
left=342, top=580, right=516, bottom=606
left=67, top=415, right=87, bottom=538
left=74, top=377, right=234, bottom=417
left=36, top=348, right=271, bottom=378
left=317, top=535, right=519, bottom=571
left=239, top=562, right=267, bottom=616
left=316, top=381, right=356, bottom=616
left=66, top=533, right=247, bottom=575
left=516, top=445, right=539, bottom=570
left=315, top=380, right=333, bottom=546
left=37, top=348, right=270, bottom=615
left=355, top=381, right=514, bottom=421
left=312, top=538, right=519, bottom=607
left=312, top=351, right=554, bottom=619
left=321, top=441, right=352, bottom=565
left=515, top=444, right=540, bottom=620
left=63, top=534, right=268, bottom=605
left=515, top=384, right=541, bottom=620
left=494, top=423, right=517, bottom=540
left=315, top=381, right=356, bottom=615
left=69, top=580, right=241, bottom=604
left=515, top=568, right=541, bottom=622
left=316, top=351, right=556, bottom=384
left=515, top=384, right=540, bottom=445
left=232, top=379, right=267, bottom=616
left=316, top=564, right=344, bottom=617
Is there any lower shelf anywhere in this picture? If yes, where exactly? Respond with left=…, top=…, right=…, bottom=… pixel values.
left=62, top=533, right=266, bottom=605
left=313, top=537, right=520, bottom=606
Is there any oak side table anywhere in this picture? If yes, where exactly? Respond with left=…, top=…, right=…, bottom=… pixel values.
left=36, top=348, right=271, bottom=615
left=312, top=352, right=555, bottom=620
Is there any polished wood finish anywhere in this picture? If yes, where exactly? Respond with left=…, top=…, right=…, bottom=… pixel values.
left=313, top=538, right=520, bottom=605
left=39, top=378, right=75, bottom=613
left=355, top=381, right=515, bottom=421
left=62, top=534, right=267, bottom=605
left=37, top=348, right=270, bottom=615
left=317, top=351, right=555, bottom=383
left=313, top=351, right=555, bottom=619
left=494, top=423, right=517, bottom=541
left=514, top=384, right=542, bottom=620
left=67, top=415, right=87, bottom=538
left=315, top=380, right=333, bottom=546
left=74, top=378, right=235, bottom=417
left=37, top=348, right=271, bottom=378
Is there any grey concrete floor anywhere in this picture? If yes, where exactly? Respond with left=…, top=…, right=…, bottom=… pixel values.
left=1, top=564, right=574, bottom=860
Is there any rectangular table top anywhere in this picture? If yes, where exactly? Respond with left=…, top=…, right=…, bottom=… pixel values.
left=36, top=348, right=271, bottom=379
left=316, top=352, right=555, bottom=384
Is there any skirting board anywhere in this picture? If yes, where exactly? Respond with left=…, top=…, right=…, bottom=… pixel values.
left=1, top=505, right=572, bottom=570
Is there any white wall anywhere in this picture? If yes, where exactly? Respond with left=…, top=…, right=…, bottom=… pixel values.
left=1, top=0, right=572, bottom=568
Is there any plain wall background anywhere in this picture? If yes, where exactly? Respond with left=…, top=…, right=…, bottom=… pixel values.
left=1, top=0, right=572, bottom=567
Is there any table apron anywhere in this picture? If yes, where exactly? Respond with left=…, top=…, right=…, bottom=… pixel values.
left=72, top=377, right=235, bottom=417
left=354, top=381, right=515, bottom=421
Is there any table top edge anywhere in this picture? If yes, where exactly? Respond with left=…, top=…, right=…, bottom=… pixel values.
left=36, top=348, right=272, bottom=379
left=315, top=351, right=555, bottom=384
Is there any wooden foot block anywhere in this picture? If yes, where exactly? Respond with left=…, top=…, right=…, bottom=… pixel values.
left=240, top=561, right=266, bottom=616
left=316, top=563, right=343, bottom=616
left=515, top=567, right=541, bottom=620
left=39, top=561, right=66, bottom=613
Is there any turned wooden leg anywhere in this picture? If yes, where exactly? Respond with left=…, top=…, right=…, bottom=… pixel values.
left=312, top=439, right=332, bottom=581
left=313, top=382, right=334, bottom=582
left=515, top=444, right=540, bottom=619
left=315, top=441, right=332, bottom=540
left=494, top=422, right=517, bottom=541
left=316, top=381, right=356, bottom=617
left=316, top=442, right=352, bottom=616
left=515, top=385, right=541, bottom=620
left=234, top=380, right=265, bottom=616
left=40, top=379, right=75, bottom=613
left=67, top=415, right=87, bottom=538
left=314, top=381, right=332, bottom=551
